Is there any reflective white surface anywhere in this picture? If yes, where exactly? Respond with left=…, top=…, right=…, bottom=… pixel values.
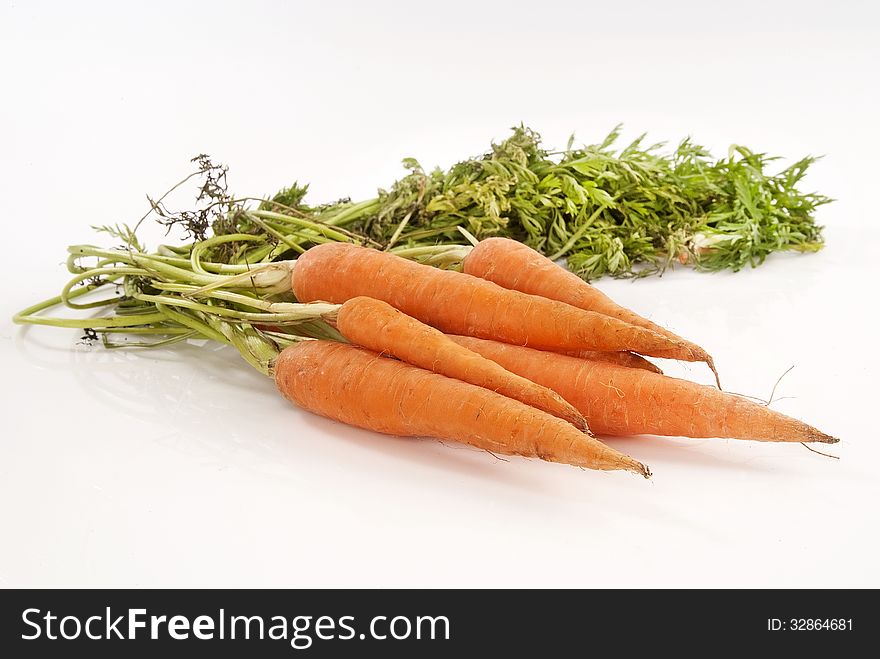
left=1, top=1, right=878, bottom=587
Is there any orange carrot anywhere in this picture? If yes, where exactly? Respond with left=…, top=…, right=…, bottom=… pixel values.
left=334, top=296, right=590, bottom=431
left=449, top=336, right=837, bottom=443
left=274, top=340, right=650, bottom=476
left=561, top=349, right=662, bottom=374
left=462, top=237, right=719, bottom=385
left=292, top=243, right=683, bottom=356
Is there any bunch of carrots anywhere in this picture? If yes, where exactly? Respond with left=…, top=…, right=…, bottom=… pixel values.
left=16, top=229, right=837, bottom=479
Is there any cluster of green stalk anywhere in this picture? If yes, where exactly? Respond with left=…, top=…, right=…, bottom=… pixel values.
left=13, top=235, right=345, bottom=376
left=262, top=125, right=830, bottom=278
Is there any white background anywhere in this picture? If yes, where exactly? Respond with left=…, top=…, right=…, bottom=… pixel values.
left=1, top=0, right=878, bottom=587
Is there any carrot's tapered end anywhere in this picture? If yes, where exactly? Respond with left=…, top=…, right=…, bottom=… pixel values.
left=558, top=408, right=592, bottom=435
left=656, top=342, right=721, bottom=388
left=793, top=418, right=838, bottom=444
left=685, top=346, right=721, bottom=389
left=552, top=406, right=593, bottom=435
left=571, top=440, right=651, bottom=477
left=811, top=431, right=839, bottom=445
left=623, top=455, right=652, bottom=479
left=706, top=355, right=722, bottom=390
left=574, top=415, right=594, bottom=436
left=643, top=360, right=665, bottom=376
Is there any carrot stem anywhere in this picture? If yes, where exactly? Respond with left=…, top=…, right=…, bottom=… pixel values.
left=190, top=234, right=264, bottom=274
left=133, top=292, right=336, bottom=324
left=60, top=267, right=146, bottom=309
left=250, top=210, right=358, bottom=244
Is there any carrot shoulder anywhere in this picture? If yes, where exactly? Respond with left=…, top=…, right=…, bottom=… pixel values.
left=292, top=243, right=683, bottom=356
left=449, top=335, right=837, bottom=444
left=334, top=296, right=590, bottom=431
left=462, top=237, right=719, bottom=385
left=274, top=340, right=650, bottom=476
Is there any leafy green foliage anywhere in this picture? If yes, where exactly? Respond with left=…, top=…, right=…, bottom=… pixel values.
left=91, top=223, right=145, bottom=252
left=260, top=181, right=311, bottom=213
left=346, top=126, right=831, bottom=278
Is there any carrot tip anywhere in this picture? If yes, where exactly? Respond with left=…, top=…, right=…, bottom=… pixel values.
left=701, top=353, right=722, bottom=390
left=804, top=427, right=838, bottom=444
left=627, top=459, right=652, bottom=479
left=710, top=365, right=721, bottom=390
left=569, top=414, right=592, bottom=434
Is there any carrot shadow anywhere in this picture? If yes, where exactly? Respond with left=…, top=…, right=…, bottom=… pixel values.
left=290, top=411, right=585, bottom=493
left=13, top=325, right=572, bottom=494
left=599, top=433, right=797, bottom=475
